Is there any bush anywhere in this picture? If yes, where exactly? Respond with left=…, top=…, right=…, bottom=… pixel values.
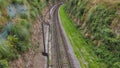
left=0, top=60, right=9, bottom=68
left=20, top=19, right=31, bottom=30
left=7, top=35, right=18, bottom=46
left=12, top=0, right=24, bottom=4
left=9, top=24, right=30, bottom=41
left=17, top=41, right=30, bottom=52
left=0, top=41, right=12, bottom=59
left=0, top=40, right=18, bottom=60
left=8, top=35, right=30, bottom=52
left=8, top=23, right=31, bottom=52
left=30, top=10, right=37, bottom=19
left=20, top=13, right=29, bottom=20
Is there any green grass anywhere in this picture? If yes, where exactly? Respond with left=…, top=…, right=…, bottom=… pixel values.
left=59, top=5, right=103, bottom=68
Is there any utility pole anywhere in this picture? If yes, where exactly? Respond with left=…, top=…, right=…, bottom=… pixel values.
left=41, top=15, right=48, bottom=56
left=37, top=8, right=47, bottom=55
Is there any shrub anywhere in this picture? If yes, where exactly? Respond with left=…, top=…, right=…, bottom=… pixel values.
left=8, top=23, right=31, bottom=52
left=12, top=0, right=24, bottom=4
left=7, top=35, right=30, bottom=52
left=0, top=41, right=12, bottom=59
left=0, top=40, right=18, bottom=60
left=0, top=60, right=9, bottom=68
left=20, top=19, right=31, bottom=30
left=20, top=13, right=29, bottom=20
left=30, top=10, right=37, bottom=19
left=16, top=41, right=30, bottom=52
left=9, top=24, right=30, bottom=41
left=7, top=35, right=18, bottom=47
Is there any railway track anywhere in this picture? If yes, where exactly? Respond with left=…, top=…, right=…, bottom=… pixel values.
left=50, top=3, right=74, bottom=68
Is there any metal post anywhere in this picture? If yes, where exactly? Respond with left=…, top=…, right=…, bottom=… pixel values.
left=42, top=21, right=46, bottom=53
left=41, top=16, right=48, bottom=56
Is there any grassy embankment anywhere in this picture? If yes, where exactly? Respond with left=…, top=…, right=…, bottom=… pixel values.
left=59, top=5, right=103, bottom=68
left=64, top=0, right=120, bottom=68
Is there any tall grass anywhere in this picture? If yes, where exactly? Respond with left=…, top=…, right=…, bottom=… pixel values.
left=59, top=5, right=101, bottom=68
left=65, top=0, right=120, bottom=67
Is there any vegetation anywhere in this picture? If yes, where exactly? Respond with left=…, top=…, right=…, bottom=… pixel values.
left=0, top=0, right=10, bottom=30
left=59, top=5, right=101, bottom=68
left=12, top=0, right=24, bottom=4
left=8, top=22, right=31, bottom=52
left=0, top=0, right=56, bottom=67
left=0, top=20, right=30, bottom=67
left=64, top=0, right=120, bottom=68
left=0, top=60, right=9, bottom=68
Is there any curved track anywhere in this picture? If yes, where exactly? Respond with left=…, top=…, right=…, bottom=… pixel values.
left=50, top=3, right=75, bottom=68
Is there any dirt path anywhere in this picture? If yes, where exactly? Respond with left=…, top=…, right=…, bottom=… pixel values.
left=32, top=20, right=45, bottom=68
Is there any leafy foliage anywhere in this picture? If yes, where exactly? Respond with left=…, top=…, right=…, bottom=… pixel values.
left=0, top=40, right=18, bottom=60
left=12, top=0, right=24, bottom=4
left=7, top=21, right=31, bottom=52
left=0, top=60, right=9, bottom=68
left=65, top=0, right=120, bottom=67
